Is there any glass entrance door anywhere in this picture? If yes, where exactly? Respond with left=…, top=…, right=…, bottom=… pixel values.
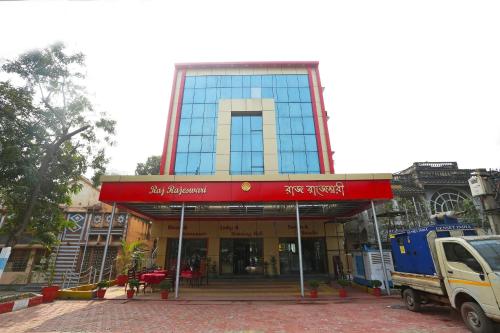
left=279, top=238, right=327, bottom=274
left=220, top=238, right=263, bottom=275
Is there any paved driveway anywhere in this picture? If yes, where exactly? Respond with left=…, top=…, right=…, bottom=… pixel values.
left=1, top=296, right=468, bottom=333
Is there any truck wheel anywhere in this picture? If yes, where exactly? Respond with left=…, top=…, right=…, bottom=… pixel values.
left=460, top=302, right=495, bottom=333
left=403, top=289, right=421, bottom=312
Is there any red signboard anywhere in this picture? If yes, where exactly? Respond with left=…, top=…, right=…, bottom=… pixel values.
left=99, top=180, right=392, bottom=203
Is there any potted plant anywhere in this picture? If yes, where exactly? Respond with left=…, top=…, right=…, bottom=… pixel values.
left=115, top=240, right=146, bottom=286
left=127, top=279, right=139, bottom=299
left=96, top=280, right=109, bottom=299
left=159, top=279, right=172, bottom=300
left=270, top=256, right=278, bottom=277
left=308, top=280, right=320, bottom=298
left=371, top=280, right=382, bottom=296
left=337, top=279, right=349, bottom=298
left=34, top=253, right=59, bottom=303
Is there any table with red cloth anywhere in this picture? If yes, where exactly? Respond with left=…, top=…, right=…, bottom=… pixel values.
left=153, top=269, right=168, bottom=276
left=180, top=270, right=202, bottom=286
left=140, top=273, right=167, bottom=285
left=180, top=270, right=201, bottom=279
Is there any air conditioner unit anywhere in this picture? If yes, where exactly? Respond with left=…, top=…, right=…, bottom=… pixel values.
left=351, top=249, right=394, bottom=290
left=468, top=176, right=491, bottom=196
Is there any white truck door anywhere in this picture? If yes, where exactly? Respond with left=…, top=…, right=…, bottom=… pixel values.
left=439, top=241, right=498, bottom=316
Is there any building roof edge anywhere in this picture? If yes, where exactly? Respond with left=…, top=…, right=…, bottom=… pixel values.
left=175, top=61, right=320, bottom=69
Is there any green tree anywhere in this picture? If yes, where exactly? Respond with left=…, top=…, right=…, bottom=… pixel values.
left=135, top=155, right=161, bottom=175
left=0, top=43, right=115, bottom=247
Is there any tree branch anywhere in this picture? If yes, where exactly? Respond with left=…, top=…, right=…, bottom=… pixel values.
left=56, top=125, right=90, bottom=146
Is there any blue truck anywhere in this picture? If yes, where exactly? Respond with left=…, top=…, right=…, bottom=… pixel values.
left=390, top=213, right=500, bottom=333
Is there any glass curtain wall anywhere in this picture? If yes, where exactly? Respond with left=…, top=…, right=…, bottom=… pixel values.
left=174, top=74, right=320, bottom=175
left=230, top=115, right=264, bottom=175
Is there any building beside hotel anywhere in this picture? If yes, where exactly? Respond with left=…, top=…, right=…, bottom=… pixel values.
left=98, top=62, right=393, bottom=293
left=0, top=178, right=153, bottom=287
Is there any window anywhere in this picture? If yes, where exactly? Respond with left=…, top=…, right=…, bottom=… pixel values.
left=174, top=74, right=320, bottom=175
left=166, top=238, right=207, bottom=271
left=443, top=242, right=474, bottom=262
left=230, top=115, right=263, bottom=175
left=5, top=249, right=30, bottom=272
left=429, top=189, right=470, bottom=214
left=469, top=239, right=500, bottom=271
left=443, top=242, right=482, bottom=272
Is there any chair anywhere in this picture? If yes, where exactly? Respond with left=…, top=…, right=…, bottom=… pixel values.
left=199, top=259, right=208, bottom=286
left=137, top=268, right=148, bottom=294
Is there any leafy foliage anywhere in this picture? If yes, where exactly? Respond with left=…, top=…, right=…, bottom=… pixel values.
left=128, top=279, right=140, bottom=290
left=158, top=279, right=172, bottom=291
left=115, top=240, right=147, bottom=274
left=337, top=279, right=350, bottom=287
left=97, top=280, right=110, bottom=289
left=308, top=280, right=320, bottom=290
left=33, top=252, right=57, bottom=286
left=135, top=155, right=161, bottom=175
left=0, top=43, right=115, bottom=247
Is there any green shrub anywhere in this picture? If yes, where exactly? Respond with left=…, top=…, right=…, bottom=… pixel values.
left=159, top=279, right=172, bottom=291
left=337, top=279, right=350, bottom=287
left=308, top=280, right=320, bottom=290
left=97, top=280, right=109, bottom=289
left=371, top=280, right=382, bottom=288
left=128, top=279, right=140, bottom=290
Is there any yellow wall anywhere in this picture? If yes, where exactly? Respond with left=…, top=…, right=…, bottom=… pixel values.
left=151, top=219, right=345, bottom=276
left=125, top=214, right=153, bottom=248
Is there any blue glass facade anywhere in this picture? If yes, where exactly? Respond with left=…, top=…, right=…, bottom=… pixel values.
left=174, top=74, right=320, bottom=175
left=230, top=115, right=264, bottom=175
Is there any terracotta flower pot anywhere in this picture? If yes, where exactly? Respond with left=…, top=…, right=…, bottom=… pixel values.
left=338, top=288, right=347, bottom=298
left=97, top=289, right=107, bottom=299
left=41, top=286, right=60, bottom=303
left=116, top=275, right=128, bottom=286
left=161, top=290, right=169, bottom=300
left=127, top=289, right=135, bottom=299
left=0, top=301, right=14, bottom=314
left=310, top=289, right=318, bottom=299
left=373, top=287, right=381, bottom=297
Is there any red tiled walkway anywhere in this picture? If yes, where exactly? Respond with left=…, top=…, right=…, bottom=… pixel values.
left=0, top=296, right=467, bottom=333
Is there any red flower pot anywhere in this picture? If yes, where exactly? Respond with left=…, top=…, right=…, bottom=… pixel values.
left=0, top=301, right=14, bottom=314
left=161, top=290, right=169, bottom=300
left=41, top=286, right=60, bottom=303
left=116, top=275, right=128, bottom=286
left=310, top=289, right=318, bottom=298
left=338, top=288, right=347, bottom=298
left=127, top=289, right=135, bottom=299
left=373, top=287, right=381, bottom=297
left=97, top=289, right=107, bottom=299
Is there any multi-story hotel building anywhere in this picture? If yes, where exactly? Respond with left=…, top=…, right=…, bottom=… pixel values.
left=99, top=62, right=393, bottom=295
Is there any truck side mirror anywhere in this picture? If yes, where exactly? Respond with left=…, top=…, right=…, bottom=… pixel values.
left=463, top=258, right=482, bottom=273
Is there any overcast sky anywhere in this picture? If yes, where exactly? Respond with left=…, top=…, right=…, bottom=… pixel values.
left=1, top=0, right=499, bottom=175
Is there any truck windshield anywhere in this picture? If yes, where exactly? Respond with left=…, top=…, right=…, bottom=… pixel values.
left=469, top=239, right=500, bottom=271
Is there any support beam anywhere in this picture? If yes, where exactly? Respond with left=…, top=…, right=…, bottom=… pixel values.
left=295, top=201, right=304, bottom=298
left=99, top=202, right=116, bottom=281
left=175, top=203, right=185, bottom=299
left=371, top=201, right=391, bottom=295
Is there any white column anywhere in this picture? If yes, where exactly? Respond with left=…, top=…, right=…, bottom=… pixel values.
left=175, top=203, right=185, bottom=299
left=371, top=201, right=391, bottom=295
left=99, top=202, right=116, bottom=281
left=295, top=201, right=304, bottom=298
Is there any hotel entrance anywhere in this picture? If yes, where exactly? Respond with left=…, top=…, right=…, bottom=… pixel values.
left=279, top=238, right=327, bottom=274
left=220, top=238, right=264, bottom=276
